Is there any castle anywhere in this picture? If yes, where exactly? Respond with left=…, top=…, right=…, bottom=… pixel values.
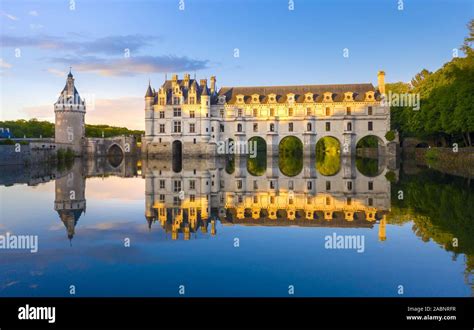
left=143, top=72, right=391, bottom=158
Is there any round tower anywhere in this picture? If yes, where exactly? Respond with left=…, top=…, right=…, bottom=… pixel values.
left=54, top=69, right=86, bottom=155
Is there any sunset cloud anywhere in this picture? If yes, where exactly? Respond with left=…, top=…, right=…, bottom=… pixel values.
left=22, top=96, right=144, bottom=130
left=1, top=34, right=161, bottom=55
left=50, top=55, right=209, bottom=77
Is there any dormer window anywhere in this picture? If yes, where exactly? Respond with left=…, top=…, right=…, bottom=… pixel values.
left=324, top=92, right=333, bottom=102
left=344, top=92, right=353, bottom=101
left=287, top=94, right=295, bottom=102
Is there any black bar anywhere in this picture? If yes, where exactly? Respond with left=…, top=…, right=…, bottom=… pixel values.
left=0, top=297, right=473, bottom=329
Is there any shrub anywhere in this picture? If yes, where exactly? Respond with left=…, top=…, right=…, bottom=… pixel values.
left=385, top=130, right=396, bottom=141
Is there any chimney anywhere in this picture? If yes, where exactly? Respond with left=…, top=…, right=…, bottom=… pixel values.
left=377, top=71, right=386, bottom=95
left=210, top=76, right=216, bottom=94
left=183, top=73, right=190, bottom=87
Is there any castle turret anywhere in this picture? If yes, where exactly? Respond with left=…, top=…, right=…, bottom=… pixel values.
left=200, top=79, right=211, bottom=141
left=54, top=160, right=86, bottom=242
left=54, top=69, right=86, bottom=155
left=144, top=81, right=155, bottom=145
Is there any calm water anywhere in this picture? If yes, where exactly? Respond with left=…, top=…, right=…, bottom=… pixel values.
left=0, top=156, right=473, bottom=297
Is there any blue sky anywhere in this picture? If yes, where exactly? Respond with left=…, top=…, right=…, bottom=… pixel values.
left=1, top=0, right=473, bottom=129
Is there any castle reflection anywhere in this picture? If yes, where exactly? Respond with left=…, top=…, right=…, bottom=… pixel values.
left=0, top=155, right=392, bottom=241
left=143, top=156, right=391, bottom=241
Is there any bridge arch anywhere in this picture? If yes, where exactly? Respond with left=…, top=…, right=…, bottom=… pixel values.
left=172, top=140, right=183, bottom=173
left=106, top=143, right=124, bottom=168
left=278, top=136, right=303, bottom=177
left=247, top=136, right=267, bottom=176
left=316, top=136, right=341, bottom=176
left=355, top=135, right=386, bottom=177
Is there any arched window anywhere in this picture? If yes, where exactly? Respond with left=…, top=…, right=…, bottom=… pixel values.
left=307, top=123, right=312, bottom=131
left=237, top=123, right=242, bottom=132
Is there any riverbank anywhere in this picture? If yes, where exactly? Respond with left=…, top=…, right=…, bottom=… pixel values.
left=412, top=147, right=474, bottom=178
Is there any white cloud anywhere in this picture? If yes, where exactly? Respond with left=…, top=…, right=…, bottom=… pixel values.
left=29, top=23, right=44, bottom=30
left=1, top=11, right=18, bottom=21
left=28, top=10, right=38, bottom=16
left=0, top=58, right=12, bottom=69
left=47, top=68, right=64, bottom=77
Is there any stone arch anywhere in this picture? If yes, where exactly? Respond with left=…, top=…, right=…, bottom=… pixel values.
left=247, top=136, right=267, bottom=176
left=355, top=135, right=386, bottom=177
left=316, top=136, right=341, bottom=176
left=106, top=143, right=124, bottom=168
left=278, top=136, right=303, bottom=177
left=172, top=140, right=183, bottom=173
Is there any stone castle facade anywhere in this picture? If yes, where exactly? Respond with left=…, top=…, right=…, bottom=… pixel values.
left=143, top=71, right=390, bottom=157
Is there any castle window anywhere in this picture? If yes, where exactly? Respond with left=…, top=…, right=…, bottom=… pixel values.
left=368, top=106, right=373, bottom=115
left=173, top=108, right=181, bottom=117
left=346, top=107, right=351, bottom=115
left=189, top=123, right=195, bottom=133
left=253, top=180, right=258, bottom=189
left=159, top=97, right=165, bottom=105
left=237, top=123, right=242, bottom=132
left=253, top=108, right=258, bottom=117
left=173, top=121, right=181, bottom=133
left=307, top=123, right=312, bottom=131
left=368, top=121, right=373, bottom=131
left=306, top=108, right=312, bottom=116
left=159, top=111, right=165, bottom=119
left=173, top=180, right=181, bottom=192
left=269, top=123, right=275, bottom=132
left=347, top=181, right=352, bottom=191
left=347, top=122, right=352, bottom=131
left=253, top=97, right=258, bottom=102
left=237, top=109, right=243, bottom=117
left=159, top=180, right=165, bottom=189
left=368, top=181, right=373, bottom=190
left=325, top=122, right=331, bottom=131
left=325, top=95, right=330, bottom=101
left=368, top=198, right=373, bottom=206
left=306, top=96, right=312, bottom=102
left=220, top=124, right=224, bottom=132
left=220, top=109, right=224, bottom=118
left=189, top=96, right=195, bottom=104
left=288, top=123, right=294, bottom=132
left=238, top=196, right=243, bottom=203
left=288, top=108, right=294, bottom=116
left=270, top=181, right=275, bottom=189
left=253, top=123, right=258, bottom=132
left=159, top=124, right=165, bottom=133
left=270, top=108, right=275, bottom=116
left=237, top=180, right=242, bottom=189
left=326, top=181, right=331, bottom=190
left=173, top=197, right=180, bottom=206
left=190, top=110, right=195, bottom=118
left=325, top=107, right=331, bottom=116
left=173, top=97, right=179, bottom=105
left=159, top=194, right=165, bottom=202
left=193, top=138, right=196, bottom=144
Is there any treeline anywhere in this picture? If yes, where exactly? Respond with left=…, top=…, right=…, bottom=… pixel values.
left=386, top=20, right=474, bottom=146
left=0, top=119, right=144, bottom=140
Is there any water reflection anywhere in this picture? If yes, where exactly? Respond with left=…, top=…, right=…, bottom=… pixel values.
left=1, top=154, right=473, bottom=296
